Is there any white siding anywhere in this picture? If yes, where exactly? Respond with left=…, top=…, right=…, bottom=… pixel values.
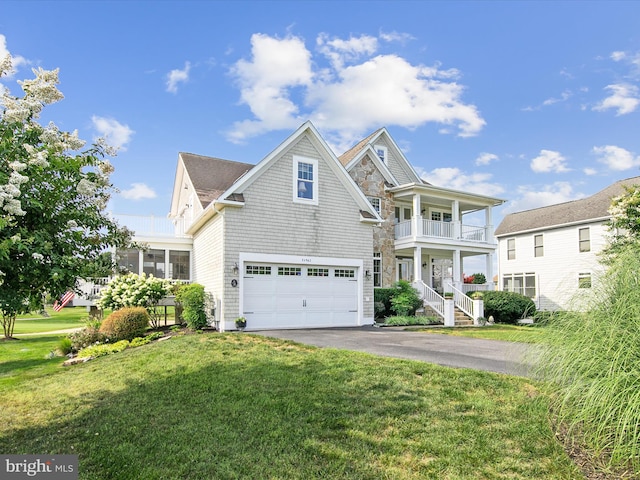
left=192, top=213, right=225, bottom=324
left=498, top=221, right=609, bottom=310
left=375, top=137, right=415, bottom=185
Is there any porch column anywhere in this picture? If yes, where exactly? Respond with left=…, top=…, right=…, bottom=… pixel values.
left=485, top=206, right=494, bottom=241
left=452, top=249, right=462, bottom=290
left=486, top=252, right=495, bottom=290
left=412, top=192, right=422, bottom=237
left=413, top=246, right=422, bottom=283
left=452, top=200, right=460, bottom=239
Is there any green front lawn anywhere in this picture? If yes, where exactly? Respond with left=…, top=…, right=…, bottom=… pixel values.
left=419, top=324, right=545, bottom=343
left=13, top=307, right=90, bottom=334
left=0, top=333, right=584, bottom=479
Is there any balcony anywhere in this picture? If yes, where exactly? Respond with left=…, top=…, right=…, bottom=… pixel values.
left=395, top=219, right=491, bottom=244
left=113, top=214, right=189, bottom=238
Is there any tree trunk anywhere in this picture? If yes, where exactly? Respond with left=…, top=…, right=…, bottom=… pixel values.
left=2, top=314, right=16, bottom=339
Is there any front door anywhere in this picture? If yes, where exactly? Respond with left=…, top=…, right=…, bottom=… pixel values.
left=431, top=258, right=453, bottom=294
left=396, top=259, right=413, bottom=282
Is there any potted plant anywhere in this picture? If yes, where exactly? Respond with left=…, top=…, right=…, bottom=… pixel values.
left=235, top=317, right=247, bottom=331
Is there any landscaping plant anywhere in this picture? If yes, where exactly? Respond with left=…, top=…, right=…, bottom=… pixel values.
left=538, top=242, right=640, bottom=471
left=175, top=283, right=207, bottom=330
left=389, top=280, right=423, bottom=317
left=99, top=307, right=150, bottom=341
left=98, top=273, right=172, bottom=328
left=0, top=58, right=131, bottom=339
left=481, top=290, right=536, bottom=324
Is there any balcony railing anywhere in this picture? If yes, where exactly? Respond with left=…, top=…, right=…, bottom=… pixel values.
left=395, top=219, right=489, bottom=243
left=113, top=214, right=189, bottom=238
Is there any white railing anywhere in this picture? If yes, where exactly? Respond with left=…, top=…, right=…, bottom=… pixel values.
left=113, top=214, right=189, bottom=238
left=394, top=220, right=412, bottom=239
left=450, top=284, right=474, bottom=319
left=413, top=280, right=444, bottom=319
left=461, top=225, right=486, bottom=242
left=77, top=277, right=110, bottom=299
left=422, top=219, right=454, bottom=238
left=394, top=219, right=490, bottom=244
left=461, top=283, right=492, bottom=293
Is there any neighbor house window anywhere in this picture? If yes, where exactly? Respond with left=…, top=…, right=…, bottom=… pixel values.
left=367, top=197, right=381, bottom=214
left=373, top=252, right=382, bottom=287
left=374, top=145, right=388, bottom=163
left=169, top=250, right=190, bottom=280
left=293, top=156, right=318, bottom=205
left=143, top=249, right=165, bottom=278
left=507, top=238, right=516, bottom=260
left=579, top=228, right=590, bottom=252
left=578, top=272, right=592, bottom=288
left=502, top=272, right=536, bottom=298
left=534, top=235, right=544, bottom=257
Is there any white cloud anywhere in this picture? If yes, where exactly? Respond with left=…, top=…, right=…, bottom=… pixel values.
left=379, top=31, right=415, bottom=44
left=418, top=167, right=504, bottom=196
left=504, top=182, right=584, bottom=213
left=475, top=152, right=498, bottom=166
left=593, top=83, right=639, bottom=115
left=584, top=167, right=598, bottom=175
left=166, top=61, right=191, bottom=93
left=530, top=149, right=570, bottom=173
left=120, top=183, right=157, bottom=200
left=227, top=32, right=485, bottom=146
left=611, top=51, right=626, bottom=62
left=592, top=145, right=640, bottom=171
left=91, top=116, right=135, bottom=151
left=0, top=34, right=29, bottom=77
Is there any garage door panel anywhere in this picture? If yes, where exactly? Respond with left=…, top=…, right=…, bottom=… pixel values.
left=243, top=262, right=359, bottom=329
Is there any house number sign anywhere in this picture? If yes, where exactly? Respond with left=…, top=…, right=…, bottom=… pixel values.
left=231, top=279, right=238, bottom=287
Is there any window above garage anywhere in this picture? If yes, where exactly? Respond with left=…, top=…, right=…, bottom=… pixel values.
left=293, top=156, right=319, bottom=205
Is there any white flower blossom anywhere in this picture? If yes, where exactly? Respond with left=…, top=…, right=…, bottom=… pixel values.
left=18, top=67, right=64, bottom=106
left=32, top=252, right=44, bottom=261
left=40, top=122, right=65, bottom=150
left=9, top=161, right=27, bottom=172
left=8, top=171, right=28, bottom=185
left=66, top=220, right=78, bottom=229
left=77, top=178, right=96, bottom=196
left=4, top=198, right=25, bottom=216
left=98, top=160, right=115, bottom=176
left=0, top=54, right=13, bottom=77
left=94, top=137, right=119, bottom=157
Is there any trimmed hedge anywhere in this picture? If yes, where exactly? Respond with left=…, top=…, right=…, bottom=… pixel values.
left=99, top=307, right=150, bottom=341
left=175, top=283, right=207, bottom=330
left=482, top=291, right=536, bottom=324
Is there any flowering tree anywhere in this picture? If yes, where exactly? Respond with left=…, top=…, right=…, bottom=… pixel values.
left=0, top=56, right=131, bottom=339
left=603, top=184, right=640, bottom=262
left=97, top=273, right=173, bottom=328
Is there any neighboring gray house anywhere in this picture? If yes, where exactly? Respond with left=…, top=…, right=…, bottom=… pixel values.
left=495, top=176, right=640, bottom=311
left=100, top=121, right=505, bottom=330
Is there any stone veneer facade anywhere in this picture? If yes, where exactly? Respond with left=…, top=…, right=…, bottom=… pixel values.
left=347, top=153, right=396, bottom=287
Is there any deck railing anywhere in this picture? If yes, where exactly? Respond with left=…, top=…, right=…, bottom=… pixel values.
left=113, top=214, right=189, bottom=238
left=395, top=219, right=489, bottom=243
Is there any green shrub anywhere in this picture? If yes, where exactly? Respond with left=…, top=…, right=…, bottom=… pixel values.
left=482, top=291, right=536, bottom=324
left=78, top=340, right=130, bottom=359
left=129, top=332, right=164, bottom=347
left=175, top=283, right=207, bottom=330
left=374, top=288, right=395, bottom=319
left=99, top=307, right=150, bottom=341
left=383, top=316, right=440, bottom=326
left=390, top=281, right=423, bottom=317
left=67, top=325, right=107, bottom=353
left=57, top=336, right=73, bottom=355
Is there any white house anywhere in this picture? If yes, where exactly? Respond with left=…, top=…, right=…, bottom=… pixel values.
left=495, top=176, right=640, bottom=311
left=87, top=121, right=505, bottom=330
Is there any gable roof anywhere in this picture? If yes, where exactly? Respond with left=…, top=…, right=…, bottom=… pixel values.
left=180, top=153, right=254, bottom=209
left=495, top=176, right=640, bottom=236
left=338, top=128, right=425, bottom=186
left=184, top=121, right=382, bottom=234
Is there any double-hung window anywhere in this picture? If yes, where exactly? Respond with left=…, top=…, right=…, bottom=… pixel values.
left=507, top=238, right=516, bottom=260
left=374, top=145, right=388, bottom=163
left=293, top=156, right=318, bottom=205
left=579, top=228, right=590, bottom=252
left=534, top=235, right=543, bottom=257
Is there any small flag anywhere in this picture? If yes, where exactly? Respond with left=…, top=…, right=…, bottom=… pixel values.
left=53, top=291, right=75, bottom=312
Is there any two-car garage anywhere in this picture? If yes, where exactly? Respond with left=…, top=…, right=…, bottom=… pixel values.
left=239, top=253, right=363, bottom=330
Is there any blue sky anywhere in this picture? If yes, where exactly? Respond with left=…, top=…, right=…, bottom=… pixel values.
left=2, top=0, right=640, bottom=232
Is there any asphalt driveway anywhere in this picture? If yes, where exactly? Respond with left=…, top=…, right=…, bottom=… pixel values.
left=254, top=326, right=533, bottom=376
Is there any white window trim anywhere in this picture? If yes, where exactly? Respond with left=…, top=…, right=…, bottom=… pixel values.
left=374, top=144, right=388, bottom=163
left=367, top=197, right=381, bottom=214
left=293, top=156, right=319, bottom=205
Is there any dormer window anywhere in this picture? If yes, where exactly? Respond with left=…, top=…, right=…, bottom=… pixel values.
left=293, top=156, right=318, bottom=205
left=374, top=145, right=388, bottom=163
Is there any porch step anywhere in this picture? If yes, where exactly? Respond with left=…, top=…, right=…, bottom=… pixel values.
left=454, top=307, right=474, bottom=327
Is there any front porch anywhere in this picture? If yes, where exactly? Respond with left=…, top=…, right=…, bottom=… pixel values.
left=395, top=219, right=490, bottom=244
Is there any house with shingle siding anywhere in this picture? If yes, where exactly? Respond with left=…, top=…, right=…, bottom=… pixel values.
left=495, top=176, right=640, bottom=311
left=103, top=121, right=505, bottom=329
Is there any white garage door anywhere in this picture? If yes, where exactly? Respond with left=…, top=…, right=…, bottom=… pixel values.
left=242, top=263, right=359, bottom=329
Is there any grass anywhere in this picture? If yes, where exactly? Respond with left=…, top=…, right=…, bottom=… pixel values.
left=0, top=332, right=584, bottom=479
left=0, top=334, right=69, bottom=388
left=417, top=324, right=546, bottom=344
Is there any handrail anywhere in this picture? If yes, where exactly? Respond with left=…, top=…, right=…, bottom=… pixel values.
left=449, top=283, right=474, bottom=319
left=413, top=280, right=444, bottom=319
